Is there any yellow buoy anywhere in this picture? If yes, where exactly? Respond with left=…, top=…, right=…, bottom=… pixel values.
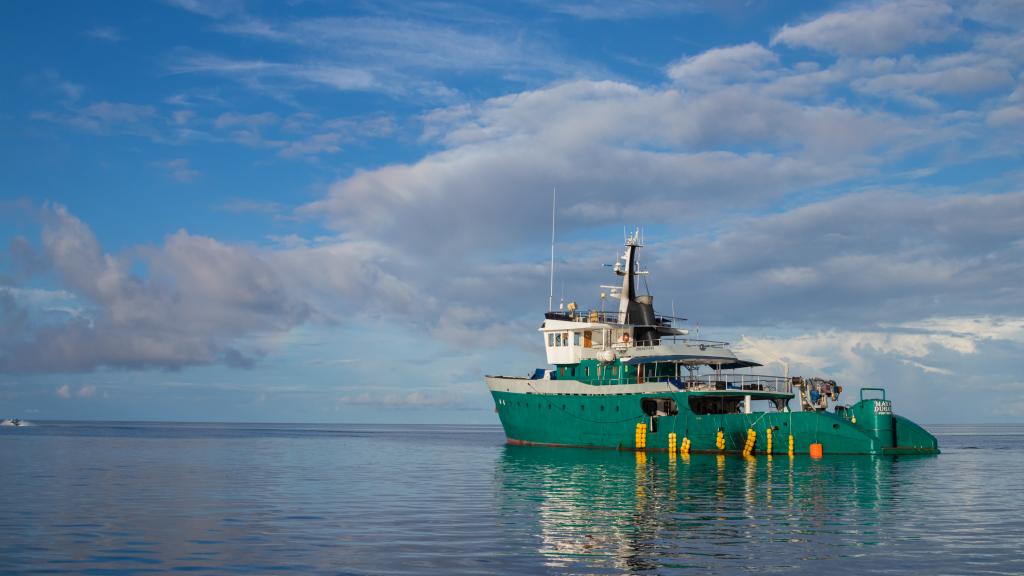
left=766, top=427, right=773, bottom=454
left=742, top=428, right=756, bottom=456
left=635, top=422, right=647, bottom=449
left=680, top=436, right=690, bottom=455
left=788, top=434, right=795, bottom=456
left=668, top=432, right=677, bottom=453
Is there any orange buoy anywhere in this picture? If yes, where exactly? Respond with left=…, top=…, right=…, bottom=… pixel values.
left=809, top=443, right=823, bottom=458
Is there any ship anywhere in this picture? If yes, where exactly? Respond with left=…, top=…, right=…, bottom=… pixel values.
left=486, top=230, right=939, bottom=456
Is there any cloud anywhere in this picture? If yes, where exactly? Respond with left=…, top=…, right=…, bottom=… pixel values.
left=163, top=0, right=243, bottom=19
left=772, top=0, right=958, bottom=56
left=994, top=398, right=1024, bottom=417
left=0, top=203, right=435, bottom=374
left=169, top=53, right=381, bottom=93
left=155, top=158, right=200, bottom=182
left=539, top=0, right=699, bottom=20
left=33, top=101, right=157, bottom=136
left=54, top=384, right=94, bottom=398
left=988, top=105, right=1024, bottom=126
left=213, top=112, right=278, bottom=129
left=219, top=199, right=286, bottom=214
left=649, top=190, right=1024, bottom=327
left=300, top=76, right=936, bottom=260
left=964, top=0, right=1024, bottom=29
left=175, top=15, right=585, bottom=100
left=668, top=43, right=779, bottom=86
left=852, top=53, right=1016, bottom=107
left=32, top=83, right=391, bottom=159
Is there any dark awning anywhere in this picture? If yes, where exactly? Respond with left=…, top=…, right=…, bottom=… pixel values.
left=716, top=360, right=763, bottom=370
left=622, top=355, right=762, bottom=369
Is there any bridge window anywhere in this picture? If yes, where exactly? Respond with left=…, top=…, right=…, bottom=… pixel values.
left=548, top=333, right=554, bottom=347
left=573, top=332, right=581, bottom=346
left=555, top=333, right=562, bottom=346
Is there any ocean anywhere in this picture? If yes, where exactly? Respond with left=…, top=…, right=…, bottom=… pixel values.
left=1, top=422, right=1022, bottom=575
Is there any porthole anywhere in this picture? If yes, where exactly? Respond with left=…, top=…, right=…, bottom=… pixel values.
left=600, top=405, right=605, bottom=411
left=616, top=406, right=620, bottom=412
left=832, top=423, right=840, bottom=430
left=562, top=404, right=566, bottom=410
left=548, top=403, right=552, bottom=409
left=580, top=405, right=585, bottom=411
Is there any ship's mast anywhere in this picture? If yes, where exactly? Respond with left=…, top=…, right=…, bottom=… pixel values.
left=616, top=230, right=641, bottom=323
left=548, top=188, right=556, bottom=312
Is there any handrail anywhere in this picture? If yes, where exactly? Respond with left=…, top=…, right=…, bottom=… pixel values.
left=544, top=310, right=684, bottom=326
left=686, top=373, right=792, bottom=394
left=582, top=373, right=792, bottom=394
left=860, top=387, right=886, bottom=401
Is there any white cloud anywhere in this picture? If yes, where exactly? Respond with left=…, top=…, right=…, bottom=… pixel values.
left=34, top=101, right=157, bottom=136
left=0, top=204, right=423, bottom=373
left=987, top=105, right=1024, bottom=126
left=163, top=0, right=243, bottom=19
left=894, top=317, right=1024, bottom=345
left=668, top=43, right=779, bottom=86
left=299, top=76, right=938, bottom=259
left=852, top=53, right=1016, bottom=107
left=540, top=0, right=697, bottom=20
left=155, top=158, right=199, bottom=183
left=772, top=0, right=958, bottom=56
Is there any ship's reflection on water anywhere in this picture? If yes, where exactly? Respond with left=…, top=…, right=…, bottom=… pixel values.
left=495, top=446, right=916, bottom=574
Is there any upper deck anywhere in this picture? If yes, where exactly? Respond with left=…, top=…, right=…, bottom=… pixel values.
left=540, top=315, right=748, bottom=368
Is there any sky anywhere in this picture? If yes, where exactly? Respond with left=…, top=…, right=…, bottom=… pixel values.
left=1, top=0, right=1023, bottom=424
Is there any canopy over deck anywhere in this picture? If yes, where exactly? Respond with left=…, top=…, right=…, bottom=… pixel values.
left=620, top=355, right=762, bottom=370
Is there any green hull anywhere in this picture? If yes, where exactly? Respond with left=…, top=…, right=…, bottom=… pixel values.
left=491, top=390, right=939, bottom=456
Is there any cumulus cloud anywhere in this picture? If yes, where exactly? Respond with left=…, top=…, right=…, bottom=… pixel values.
left=649, top=190, right=1024, bottom=327
left=772, top=0, right=958, bottom=56
left=301, top=76, right=933, bottom=261
left=0, top=204, right=419, bottom=373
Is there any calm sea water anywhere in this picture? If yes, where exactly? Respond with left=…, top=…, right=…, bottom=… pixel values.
left=1, top=422, right=1022, bottom=575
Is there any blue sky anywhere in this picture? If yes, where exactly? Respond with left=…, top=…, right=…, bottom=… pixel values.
left=2, top=0, right=1023, bottom=423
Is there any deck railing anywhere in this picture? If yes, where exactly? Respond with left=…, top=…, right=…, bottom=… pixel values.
left=684, top=374, right=792, bottom=394
left=619, top=337, right=730, bottom=350
left=579, top=373, right=792, bottom=393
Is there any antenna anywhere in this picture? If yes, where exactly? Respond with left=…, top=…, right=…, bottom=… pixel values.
left=548, top=187, right=556, bottom=312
